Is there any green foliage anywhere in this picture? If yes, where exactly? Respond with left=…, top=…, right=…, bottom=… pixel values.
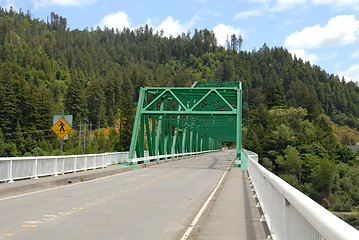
left=331, top=191, right=354, bottom=212
left=279, top=174, right=300, bottom=189
left=0, top=128, right=4, bottom=156
left=301, top=153, right=321, bottom=183
left=31, top=146, right=45, bottom=156
left=349, top=185, right=359, bottom=206
left=64, top=72, right=85, bottom=124
left=265, top=79, right=284, bottom=109
left=244, top=103, right=359, bottom=215
left=4, top=142, right=18, bottom=157
left=244, top=107, right=318, bottom=159
left=336, top=146, right=358, bottom=165
left=0, top=64, right=18, bottom=133
left=261, top=157, right=274, bottom=171
left=299, top=142, right=328, bottom=159
left=275, top=146, right=302, bottom=181
left=302, top=183, right=322, bottom=203
left=313, top=158, right=336, bottom=194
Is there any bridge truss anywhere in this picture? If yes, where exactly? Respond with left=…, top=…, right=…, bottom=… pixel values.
left=128, top=81, right=245, bottom=167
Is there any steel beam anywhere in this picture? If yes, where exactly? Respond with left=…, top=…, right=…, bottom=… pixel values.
left=128, top=82, right=244, bottom=167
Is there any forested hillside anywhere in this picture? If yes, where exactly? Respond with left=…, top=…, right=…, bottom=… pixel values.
left=1, top=8, right=359, bottom=149
left=1, top=7, right=359, bottom=225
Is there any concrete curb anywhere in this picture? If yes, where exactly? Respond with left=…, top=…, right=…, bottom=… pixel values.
left=0, top=155, right=193, bottom=200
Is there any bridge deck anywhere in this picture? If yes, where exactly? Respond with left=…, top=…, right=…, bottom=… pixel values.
left=196, top=168, right=268, bottom=239
left=0, top=152, right=268, bottom=240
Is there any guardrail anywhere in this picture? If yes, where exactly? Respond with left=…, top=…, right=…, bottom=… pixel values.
left=0, top=150, right=218, bottom=183
left=246, top=150, right=359, bottom=240
left=127, top=150, right=218, bottom=164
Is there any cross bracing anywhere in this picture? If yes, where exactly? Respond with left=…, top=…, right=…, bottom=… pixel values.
left=128, top=81, right=245, bottom=167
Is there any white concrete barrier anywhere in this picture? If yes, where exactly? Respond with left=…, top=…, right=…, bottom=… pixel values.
left=246, top=150, right=359, bottom=240
left=0, top=150, right=218, bottom=183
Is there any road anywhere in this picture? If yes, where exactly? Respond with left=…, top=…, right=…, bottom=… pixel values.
left=0, top=151, right=235, bottom=240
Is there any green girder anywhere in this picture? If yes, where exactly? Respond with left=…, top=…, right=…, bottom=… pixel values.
left=128, top=81, right=245, bottom=167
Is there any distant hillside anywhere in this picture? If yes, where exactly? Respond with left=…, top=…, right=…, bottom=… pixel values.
left=1, top=8, right=359, bottom=152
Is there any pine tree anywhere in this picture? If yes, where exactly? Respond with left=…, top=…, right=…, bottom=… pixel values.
left=87, top=78, right=105, bottom=128
left=0, top=128, right=5, bottom=156
left=119, top=73, right=135, bottom=150
left=0, top=64, right=18, bottom=134
left=265, top=79, right=284, bottom=109
left=65, top=69, right=85, bottom=124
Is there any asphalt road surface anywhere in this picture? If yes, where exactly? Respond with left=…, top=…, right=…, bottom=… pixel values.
left=0, top=151, right=235, bottom=240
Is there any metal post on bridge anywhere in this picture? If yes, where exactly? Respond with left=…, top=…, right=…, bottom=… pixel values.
left=236, top=82, right=245, bottom=168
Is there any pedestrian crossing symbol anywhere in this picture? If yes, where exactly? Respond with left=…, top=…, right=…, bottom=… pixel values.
left=52, top=117, right=72, bottom=139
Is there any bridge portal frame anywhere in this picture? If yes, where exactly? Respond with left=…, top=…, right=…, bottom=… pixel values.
left=128, top=82, right=245, bottom=167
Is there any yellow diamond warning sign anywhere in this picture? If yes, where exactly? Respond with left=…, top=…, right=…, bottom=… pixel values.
left=51, top=117, right=72, bottom=139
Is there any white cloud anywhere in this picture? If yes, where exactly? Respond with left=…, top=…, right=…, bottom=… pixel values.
left=213, top=24, right=242, bottom=46
left=339, top=64, right=359, bottom=83
left=33, top=0, right=97, bottom=8
left=95, top=11, right=132, bottom=30
left=288, top=48, right=318, bottom=63
left=235, top=9, right=263, bottom=19
left=155, top=16, right=189, bottom=37
left=284, top=15, right=359, bottom=49
left=152, top=15, right=200, bottom=38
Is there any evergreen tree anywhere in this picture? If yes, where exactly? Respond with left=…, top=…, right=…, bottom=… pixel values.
left=0, top=128, right=4, bottom=156
left=118, top=73, right=135, bottom=151
left=265, top=79, right=284, bottom=109
left=65, top=69, right=85, bottom=124
left=87, top=78, right=105, bottom=128
left=0, top=64, right=18, bottom=134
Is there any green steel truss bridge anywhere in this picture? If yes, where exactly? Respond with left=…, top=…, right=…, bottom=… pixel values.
left=2, top=81, right=358, bottom=239
left=128, top=81, right=245, bottom=167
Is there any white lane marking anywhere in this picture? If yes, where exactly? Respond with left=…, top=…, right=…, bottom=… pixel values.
left=180, top=156, right=235, bottom=240
left=23, top=221, right=41, bottom=224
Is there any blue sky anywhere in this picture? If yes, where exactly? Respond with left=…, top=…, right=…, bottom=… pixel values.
left=2, top=0, right=359, bottom=83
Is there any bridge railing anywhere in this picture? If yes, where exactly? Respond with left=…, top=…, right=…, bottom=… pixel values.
left=0, top=152, right=130, bottom=183
left=127, top=150, right=218, bottom=164
left=246, top=150, right=359, bottom=240
left=0, top=150, right=217, bottom=183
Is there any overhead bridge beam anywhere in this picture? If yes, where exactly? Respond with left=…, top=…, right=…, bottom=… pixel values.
left=128, top=81, right=245, bottom=167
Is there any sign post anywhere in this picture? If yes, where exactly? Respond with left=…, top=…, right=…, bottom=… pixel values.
left=51, top=110, right=72, bottom=155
